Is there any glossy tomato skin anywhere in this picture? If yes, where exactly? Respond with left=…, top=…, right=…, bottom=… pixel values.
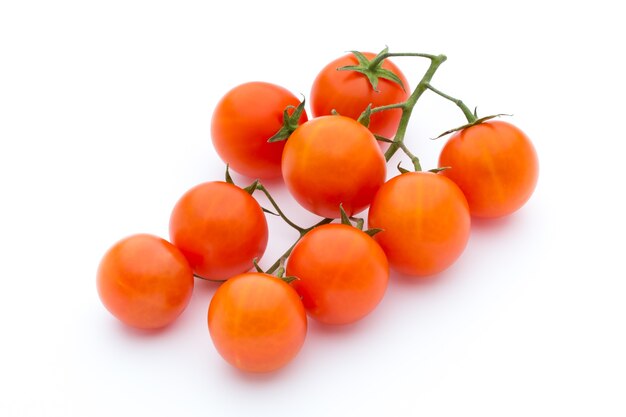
left=97, top=234, right=194, bottom=329
left=438, top=120, right=539, bottom=218
left=211, top=82, right=308, bottom=179
left=310, top=53, right=409, bottom=138
left=169, top=181, right=268, bottom=280
left=286, top=224, right=389, bottom=325
left=208, top=273, right=307, bottom=373
left=368, top=172, right=471, bottom=277
left=282, top=115, right=386, bottom=218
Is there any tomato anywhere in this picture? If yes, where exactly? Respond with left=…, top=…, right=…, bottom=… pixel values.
left=211, top=82, right=308, bottom=179
left=438, top=120, right=539, bottom=218
left=282, top=115, right=386, bottom=218
left=208, top=273, right=307, bottom=373
left=368, top=172, right=471, bottom=277
left=310, top=52, right=409, bottom=138
left=97, top=234, right=194, bottom=329
left=169, top=181, right=268, bottom=280
left=286, top=224, right=389, bottom=325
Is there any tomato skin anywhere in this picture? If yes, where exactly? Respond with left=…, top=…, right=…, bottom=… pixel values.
left=208, top=273, right=307, bottom=373
left=211, top=82, right=308, bottom=179
left=438, top=120, right=539, bottom=218
left=282, top=115, right=386, bottom=218
left=169, top=182, right=268, bottom=280
left=97, top=234, right=194, bottom=329
left=286, top=224, right=389, bottom=325
left=310, top=53, right=409, bottom=138
left=368, top=172, right=471, bottom=277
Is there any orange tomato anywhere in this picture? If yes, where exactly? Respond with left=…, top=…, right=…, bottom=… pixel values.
left=169, top=182, right=268, bottom=280
left=287, top=224, right=389, bottom=325
left=368, top=172, right=471, bottom=277
left=310, top=52, right=409, bottom=138
left=97, top=234, right=194, bottom=329
left=439, top=120, right=539, bottom=218
left=208, top=273, right=307, bottom=373
left=282, top=115, right=386, bottom=218
left=211, top=82, right=307, bottom=179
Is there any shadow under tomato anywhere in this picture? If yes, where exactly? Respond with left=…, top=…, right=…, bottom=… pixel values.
left=470, top=214, right=518, bottom=232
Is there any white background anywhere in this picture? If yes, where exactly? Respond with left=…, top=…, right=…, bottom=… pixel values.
left=1, top=1, right=625, bottom=416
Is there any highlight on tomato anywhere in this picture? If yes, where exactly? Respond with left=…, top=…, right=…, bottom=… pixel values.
left=97, top=234, right=194, bottom=329
left=281, top=115, right=386, bottom=218
left=368, top=171, right=471, bottom=277
left=438, top=120, right=539, bottom=218
left=208, top=272, right=307, bottom=373
left=286, top=224, right=389, bottom=325
left=169, top=181, right=268, bottom=281
left=310, top=51, right=409, bottom=138
left=211, top=81, right=308, bottom=179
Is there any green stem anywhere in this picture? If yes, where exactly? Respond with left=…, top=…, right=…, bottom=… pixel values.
left=370, top=102, right=406, bottom=114
left=265, top=217, right=334, bottom=274
left=384, top=54, right=448, bottom=161
left=255, top=183, right=305, bottom=233
left=426, top=84, right=476, bottom=123
left=398, top=142, right=422, bottom=171
left=369, top=52, right=439, bottom=69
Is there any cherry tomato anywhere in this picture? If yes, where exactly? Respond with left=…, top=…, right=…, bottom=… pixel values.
left=169, top=181, right=268, bottom=280
left=97, top=234, right=194, bottom=329
left=208, top=272, right=307, bottom=373
left=282, top=115, right=386, bottom=218
left=368, top=172, right=471, bottom=277
left=286, top=224, right=389, bottom=325
left=310, top=52, right=409, bottom=138
left=211, top=82, right=308, bottom=179
left=438, top=120, right=539, bottom=218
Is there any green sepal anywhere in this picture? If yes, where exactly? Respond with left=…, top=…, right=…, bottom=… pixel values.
left=281, top=275, right=299, bottom=284
left=374, top=134, right=394, bottom=143
left=433, top=113, right=512, bottom=139
left=268, top=99, right=307, bottom=143
left=337, top=47, right=405, bottom=92
left=243, top=179, right=259, bottom=195
left=224, top=164, right=234, bottom=184
left=357, top=104, right=372, bottom=127
left=262, top=207, right=279, bottom=216
left=397, top=161, right=410, bottom=174
left=351, top=217, right=365, bottom=230
left=252, top=258, right=264, bottom=273
left=428, top=166, right=451, bottom=174
left=330, top=109, right=340, bottom=116
left=364, top=228, right=383, bottom=237
left=339, top=203, right=352, bottom=225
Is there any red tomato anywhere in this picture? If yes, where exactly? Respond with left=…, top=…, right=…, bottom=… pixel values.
left=286, top=224, right=389, bottom=325
left=97, top=234, right=194, bottom=329
left=368, top=172, right=471, bottom=277
left=439, top=120, right=539, bottom=218
left=211, top=82, right=308, bottom=179
left=310, top=52, right=409, bottom=138
left=282, top=115, right=386, bottom=218
left=208, top=273, right=307, bottom=373
left=169, top=181, right=268, bottom=280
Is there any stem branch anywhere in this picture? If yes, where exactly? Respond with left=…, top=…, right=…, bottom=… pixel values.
left=426, top=84, right=477, bottom=123
left=255, top=183, right=305, bottom=233
left=384, top=54, right=448, bottom=161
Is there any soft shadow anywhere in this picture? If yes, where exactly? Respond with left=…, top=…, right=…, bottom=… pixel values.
left=471, top=214, right=517, bottom=232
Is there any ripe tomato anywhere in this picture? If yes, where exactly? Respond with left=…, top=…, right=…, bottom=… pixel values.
left=368, top=172, right=471, bottom=277
left=282, top=115, right=386, bottom=218
left=211, top=82, right=307, bottom=179
left=438, top=120, right=539, bottom=218
left=208, top=273, right=307, bottom=373
left=169, top=181, right=268, bottom=280
left=310, top=52, right=409, bottom=138
left=286, top=224, right=389, bottom=325
left=97, top=234, right=194, bottom=329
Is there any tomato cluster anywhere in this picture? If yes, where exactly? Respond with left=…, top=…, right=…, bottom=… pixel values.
left=97, top=48, right=538, bottom=373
